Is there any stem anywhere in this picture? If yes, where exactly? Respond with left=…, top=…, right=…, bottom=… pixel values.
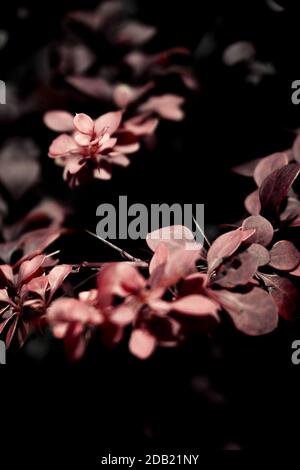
left=85, top=230, right=148, bottom=267
left=193, top=215, right=211, bottom=248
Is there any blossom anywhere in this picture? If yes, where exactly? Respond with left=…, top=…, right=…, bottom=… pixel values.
left=45, top=110, right=138, bottom=186
left=47, top=226, right=222, bottom=360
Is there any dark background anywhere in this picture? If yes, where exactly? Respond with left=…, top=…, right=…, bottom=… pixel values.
left=1, top=0, right=300, bottom=459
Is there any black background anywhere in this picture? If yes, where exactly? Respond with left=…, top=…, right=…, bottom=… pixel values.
left=1, top=0, right=300, bottom=460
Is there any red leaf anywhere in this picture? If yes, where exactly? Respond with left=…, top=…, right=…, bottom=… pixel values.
left=259, top=163, right=300, bottom=214
left=253, top=152, right=289, bottom=186
left=260, top=273, right=300, bottom=320
left=244, top=190, right=261, bottom=215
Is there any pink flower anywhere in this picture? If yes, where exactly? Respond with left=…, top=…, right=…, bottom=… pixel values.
left=44, top=110, right=138, bottom=187
left=47, top=229, right=204, bottom=360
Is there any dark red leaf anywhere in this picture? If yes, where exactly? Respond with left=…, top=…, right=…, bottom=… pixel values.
left=260, top=273, right=300, bottom=320
left=253, top=152, right=289, bottom=187
left=259, top=163, right=300, bottom=215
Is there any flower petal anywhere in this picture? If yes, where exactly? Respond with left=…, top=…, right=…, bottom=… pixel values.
left=94, top=111, right=122, bottom=136
left=44, top=111, right=74, bottom=132
left=73, top=113, right=94, bottom=135
left=49, top=134, right=78, bottom=157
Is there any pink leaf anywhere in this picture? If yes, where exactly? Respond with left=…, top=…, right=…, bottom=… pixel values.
left=216, top=287, right=278, bottom=335
left=129, top=329, right=157, bottom=359
left=241, top=215, right=273, bottom=246
left=289, top=264, right=300, bottom=276
left=124, top=115, right=159, bottom=136
left=0, top=265, right=14, bottom=285
left=259, top=163, right=300, bottom=214
left=0, top=288, right=14, bottom=305
left=115, top=21, right=156, bottom=46
left=245, top=189, right=261, bottom=215
left=47, top=264, right=73, bottom=300
left=260, top=273, right=300, bottom=320
left=48, top=298, right=101, bottom=328
left=17, top=255, right=45, bottom=287
left=269, top=240, right=300, bottom=271
left=5, top=315, right=19, bottom=348
left=43, top=111, right=74, bottom=132
left=152, top=248, right=199, bottom=289
left=146, top=225, right=201, bottom=253
left=171, top=294, right=219, bottom=318
left=223, top=41, right=256, bottom=66
left=67, top=76, right=113, bottom=100
left=23, top=275, right=48, bottom=299
left=94, top=111, right=122, bottom=137
left=213, top=248, right=262, bottom=288
left=110, top=305, right=137, bottom=326
left=97, top=263, right=146, bottom=309
left=253, top=152, right=289, bottom=186
left=207, top=228, right=255, bottom=273
left=247, top=243, right=270, bottom=267
left=292, top=134, right=300, bottom=162
left=149, top=242, right=169, bottom=274
left=232, top=158, right=261, bottom=177
left=139, top=95, right=185, bottom=121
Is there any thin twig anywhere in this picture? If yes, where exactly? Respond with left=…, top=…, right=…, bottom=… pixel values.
left=85, top=230, right=148, bottom=266
left=45, top=250, right=61, bottom=258
left=193, top=215, right=211, bottom=247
